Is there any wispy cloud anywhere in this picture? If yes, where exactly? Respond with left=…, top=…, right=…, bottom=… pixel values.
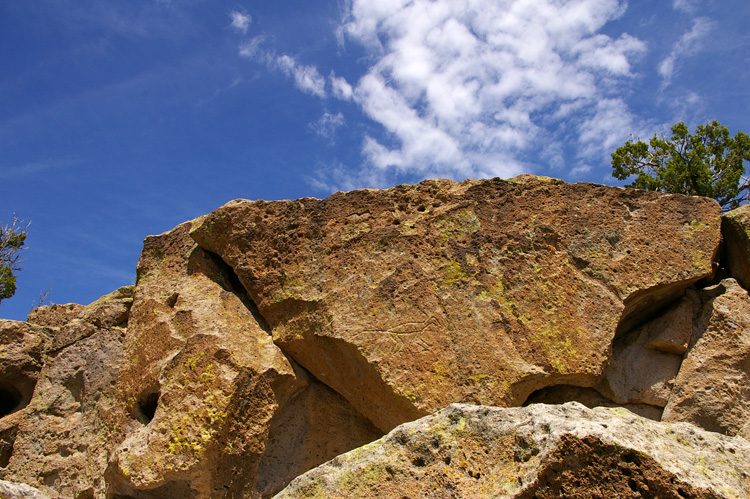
left=311, top=111, right=345, bottom=140
left=659, top=16, right=714, bottom=88
left=229, top=10, right=252, bottom=34
left=274, top=55, right=327, bottom=98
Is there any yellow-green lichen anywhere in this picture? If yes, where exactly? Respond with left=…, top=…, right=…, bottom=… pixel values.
left=436, top=209, right=480, bottom=243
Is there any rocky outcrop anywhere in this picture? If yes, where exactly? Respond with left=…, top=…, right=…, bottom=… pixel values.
left=274, top=403, right=750, bottom=499
left=663, top=279, right=750, bottom=439
left=191, top=176, right=721, bottom=432
left=722, top=205, right=750, bottom=290
left=1, top=176, right=747, bottom=498
left=103, top=222, right=380, bottom=499
left=0, top=287, right=132, bottom=498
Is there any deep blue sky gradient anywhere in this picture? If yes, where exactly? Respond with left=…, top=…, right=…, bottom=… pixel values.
left=1, top=0, right=748, bottom=320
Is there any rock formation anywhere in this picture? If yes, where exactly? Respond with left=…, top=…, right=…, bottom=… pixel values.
left=274, top=403, right=750, bottom=499
left=0, top=176, right=748, bottom=498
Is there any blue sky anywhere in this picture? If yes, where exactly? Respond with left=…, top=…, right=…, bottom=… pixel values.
left=1, top=0, right=749, bottom=320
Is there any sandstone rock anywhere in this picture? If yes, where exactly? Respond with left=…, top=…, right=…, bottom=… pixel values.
left=191, top=177, right=721, bottom=432
left=722, top=204, right=750, bottom=289
left=1, top=294, right=126, bottom=498
left=0, top=480, right=50, bottom=499
left=595, top=294, right=702, bottom=408
left=0, top=320, right=50, bottom=472
left=663, top=279, right=750, bottom=439
left=275, top=403, right=750, bottom=499
left=0, top=321, right=50, bottom=420
left=105, top=222, right=380, bottom=499
left=28, top=286, right=134, bottom=351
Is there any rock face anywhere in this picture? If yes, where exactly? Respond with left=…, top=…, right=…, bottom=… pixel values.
left=722, top=205, right=750, bottom=289
left=103, top=222, right=381, bottom=498
left=1, top=176, right=748, bottom=499
left=1, top=287, right=131, bottom=498
left=191, top=176, right=720, bottom=431
left=663, top=279, right=750, bottom=439
left=274, top=403, right=750, bottom=499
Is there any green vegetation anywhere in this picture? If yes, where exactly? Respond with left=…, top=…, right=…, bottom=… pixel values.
left=0, top=215, right=27, bottom=304
left=611, top=120, right=750, bottom=211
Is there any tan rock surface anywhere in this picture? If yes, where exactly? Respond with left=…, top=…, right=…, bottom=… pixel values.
left=595, top=294, right=701, bottom=408
left=1, top=289, right=132, bottom=498
left=105, top=222, right=380, bottom=499
left=191, top=176, right=721, bottom=432
left=722, top=205, right=750, bottom=289
left=662, top=279, right=750, bottom=439
left=274, top=403, right=750, bottom=499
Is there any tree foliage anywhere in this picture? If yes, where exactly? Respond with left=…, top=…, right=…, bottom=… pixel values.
left=611, top=120, right=750, bottom=211
left=0, top=215, right=27, bottom=304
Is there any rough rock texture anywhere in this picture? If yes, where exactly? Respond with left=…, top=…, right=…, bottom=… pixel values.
left=596, top=291, right=701, bottom=408
left=722, top=205, right=750, bottom=290
left=275, top=403, right=750, bottom=499
left=663, top=279, right=750, bottom=439
left=104, top=222, right=380, bottom=499
left=191, top=176, right=721, bottom=432
left=0, top=479, right=50, bottom=499
left=0, top=177, right=744, bottom=498
left=0, top=287, right=133, bottom=498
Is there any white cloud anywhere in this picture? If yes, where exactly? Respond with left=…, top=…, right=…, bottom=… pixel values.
left=330, top=72, right=354, bottom=100
left=311, top=111, right=345, bottom=139
left=238, top=36, right=265, bottom=58
left=235, top=0, right=652, bottom=186
left=229, top=10, right=251, bottom=34
left=274, top=55, right=327, bottom=98
left=659, top=17, right=714, bottom=88
left=330, top=0, right=648, bottom=182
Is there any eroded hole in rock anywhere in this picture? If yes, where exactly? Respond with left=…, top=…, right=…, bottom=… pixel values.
left=165, top=292, right=179, bottom=308
left=0, top=382, right=23, bottom=418
left=137, top=391, right=159, bottom=424
left=523, top=384, right=614, bottom=409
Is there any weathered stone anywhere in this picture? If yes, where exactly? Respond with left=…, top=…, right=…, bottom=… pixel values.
left=191, top=176, right=721, bottom=432
left=28, top=286, right=134, bottom=351
left=722, top=204, right=750, bottom=290
left=643, top=290, right=699, bottom=354
left=1, top=289, right=131, bottom=498
left=663, top=279, right=750, bottom=439
left=0, top=321, right=50, bottom=420
left=524, top=385, right=663, bottom=420
left=0, top=480, right=50, bottom=499
left=597, top=317, right=684, bottom=408
left=4, top=327, right=123, bottom=498
left=274, top=403, right=750, bottom=499
left=105, top=222, right=380, bottom=499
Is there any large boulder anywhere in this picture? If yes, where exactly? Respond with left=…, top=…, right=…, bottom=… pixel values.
left=104, top=222, right=380, bottom=499
left=662, top=279, right=750, bottom=439
left=275, top=403, right=750, bottom=499
left=190, top=176, right=722, bottom=432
